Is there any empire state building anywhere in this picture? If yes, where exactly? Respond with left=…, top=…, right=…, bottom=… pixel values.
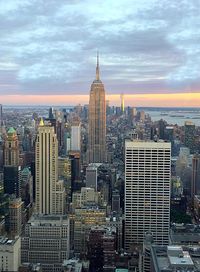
left=88, top=54, right=106, bottom=163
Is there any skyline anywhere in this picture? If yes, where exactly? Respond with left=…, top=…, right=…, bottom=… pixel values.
left=1, top=93, right=200, bottom=107
left=0, top=0, right=200, bottom=106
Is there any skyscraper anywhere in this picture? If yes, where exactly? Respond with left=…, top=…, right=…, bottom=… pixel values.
left=184, top=121, right=195, bottom=153
left=35, top=120, right=65, bottom=215
left=6, top=197, right=23, bottom=237
left=125, top=140, right=171, bottom=251
left=120, top=93, right=125, bottom=114
left=88, top=54, right=106, bottom=163
left=191, top=154, right=200, bottom=198
left=0, top=104, right=2, bottom=129
left=3, top=127, right=21, bottom=197
left=4, top=127, right=19, bottom=167
left=86, top=164, right=97, bottom=190
left=71, top=118, right=81, bottom=151
left=21, top=215, right=70, bottom=272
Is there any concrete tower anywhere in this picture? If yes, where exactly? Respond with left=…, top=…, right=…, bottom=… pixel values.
left=88, top=53, right=106, bottom=163
left=35, top=119, right=65, bottom=215
left=125, top=140, right=171, bottom=251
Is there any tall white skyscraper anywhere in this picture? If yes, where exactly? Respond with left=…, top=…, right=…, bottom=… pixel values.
left=125, top=140, right=171, bottom=251
left=35, top=120, right=65, bottom=215
left=71, top=120, right=81, bottom=151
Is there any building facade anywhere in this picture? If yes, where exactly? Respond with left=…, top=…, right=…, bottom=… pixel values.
left=191, top=154, right=200, bottom=198
left=6, top=197, right=23, bottom=238
left=74, top=207, right=106, bottom=254
left=4, top=127, right=19, bottom=167
left=184, top=121, right=195, bottom=153
left=86, top=164, right=98, bottom=190
left=35, top=121, right=65, bottom=215
left=71, top=120, right=81, bottom=151
left=125, top=140, right=171, bottom=251
left=21, top=215, right=70, bottom=272
left=88, top=54, right=106, bottom=163
left=0, top=236, right=21, bottom=272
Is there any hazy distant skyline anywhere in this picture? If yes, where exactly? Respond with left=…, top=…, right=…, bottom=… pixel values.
left=0, top=0, right=200, bottom=106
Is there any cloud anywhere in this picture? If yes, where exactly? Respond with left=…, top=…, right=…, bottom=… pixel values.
left=0, top=0, right=199, bottom=95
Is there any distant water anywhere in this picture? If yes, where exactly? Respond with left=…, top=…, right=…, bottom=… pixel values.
left=145, top=110, right=200, bottom=126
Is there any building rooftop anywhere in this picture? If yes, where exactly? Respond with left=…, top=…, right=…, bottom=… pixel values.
left=167, top=246, right=194, bottom=267
left=62, top=259, right=83, bottom=272
left=170, top=224, right=200, bottom=244
left=87, top=163, right=101, bottom=169
left=21, top=167, right=31, bottom=175
left=29, top=214, right=68, bottom=227
left=7, top=127, right=16, bottom=134
left=125, top=139, right=171, bottom=149
left=0, top=236, right=19, bottom=246
left=151, top=245, right=200, bottom=271
left=194, top=195, right=200, bottom=202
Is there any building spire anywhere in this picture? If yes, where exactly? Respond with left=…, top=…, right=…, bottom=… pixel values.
left=39, top=117, right=44, bottom=126
left=96, top=51, right=100, bottom=80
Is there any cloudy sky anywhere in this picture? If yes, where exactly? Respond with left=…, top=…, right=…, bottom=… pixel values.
left=0, top=0, right=200, bottom=105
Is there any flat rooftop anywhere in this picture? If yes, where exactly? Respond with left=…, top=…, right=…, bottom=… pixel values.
left=0, top=236, right=18, bottom=246
left=29, top=214, right=68, bottom=226
left=151, top=245, right=200, bottom=271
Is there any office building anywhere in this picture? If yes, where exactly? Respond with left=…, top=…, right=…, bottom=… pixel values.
left=74, top=206, right=106, bottom=254
left=191, top=154, right=200, bottom=198
left=158, top=119, right=166, bottom=140
left=170, top=223, right=200, bottom=245
left=0, top=236, right=21, bottom=272
left=194, top=195, right=200, bottom=221
left=88, top=54, right=106, bottom=163
left=21, top=215, right=70, bottom=272
left=71, top=119, right=81, bottom=151
left=165, top=126, right=174, bottom=142
left=58, top=156, right=71, bottom=180
left=49, top=107, right=54, bottom=119
left=20, top=167, right=33, bottom=206
left=184, top=121, right=195, bottom=153
left=4, top=127, right=19, bottom=166
left=0, top=135, right=3, bottom=171
left=3, top=165, right=21, bottom=197
left=86, top=164, right=98, bottom=190
left=125, top=140, right=171, bottom=251
left=0, top=104, right=3, bottom=134
left=3, top=128, right=21, bottom=197
left=72, top=187, right=99, bottom=209
left=150, top=245, right=200, bottom=272
left=121, top=93, right=125, bottom=114
left=112, top=190, right=120, bottom=213
left=6, top=197, right=23, bottom=237
left=88, top=226, right=116, bottom=272
left=35, top=120, right=65, bottom=215
left=69, top=151, right=81, bottom=195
